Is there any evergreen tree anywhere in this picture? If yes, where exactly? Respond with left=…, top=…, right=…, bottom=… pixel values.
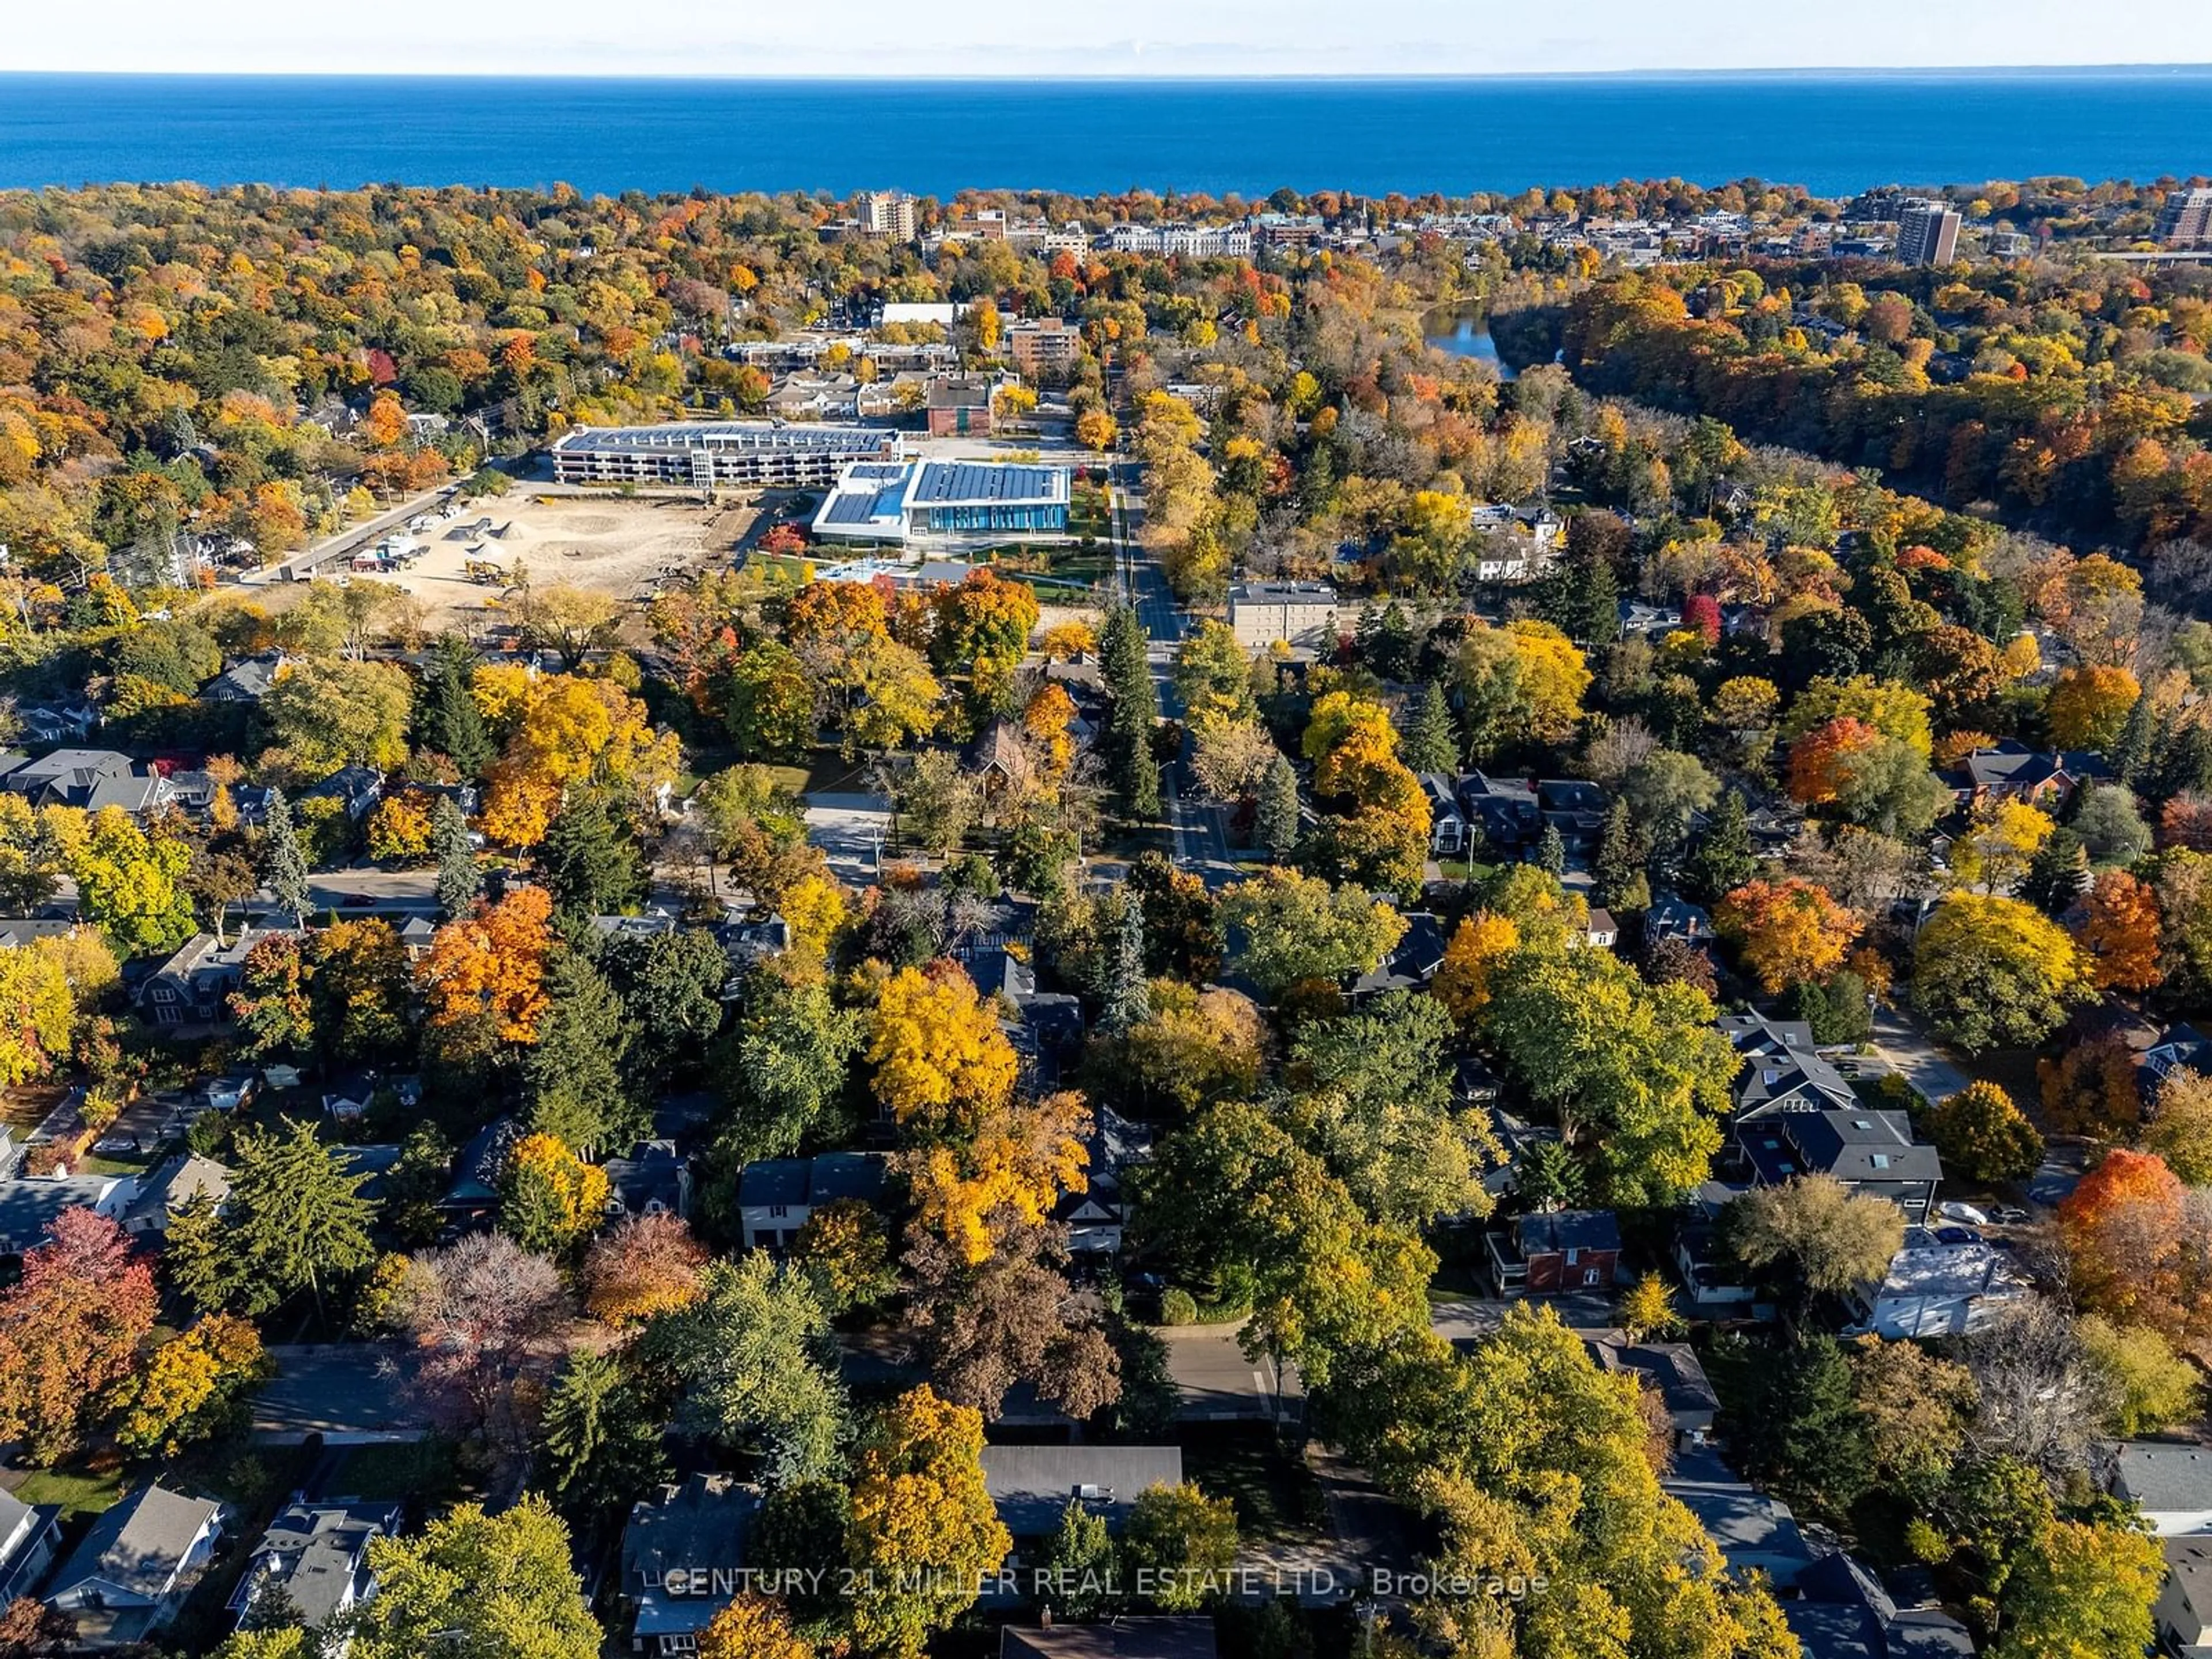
left=431, top=796, right=480, bottom=920
left=1256, top=754, right=1300, bottom=861
left=417, top=633, right=494, bottom=776
left=1401, top=681, right=1459, bottom=776
left=260, top=789, right=310, bottom=927
left=1535, top=821, right=1566, bottom=876
left=2155, top=721, right=2212, bottom=804
left=1101, top=899, right=1152, bottom=1036
left=1357, top=601, right=1415, bottom=680
left=2021, top=827, right=2091, bottom=916
left=1593, top=800, right=1649, bottom=911
left=162, top=1192, right=238, bottom=1315
left=228, top=1118, right=378, bottom=1318
left=540, top=792, right=644, bottom=918
left=537, top=1349, right=670, bottom=1521
left=2111, top=691, right=2158, bottom=790
left=1685, top=788, right=1758, bottom=904
left=1539, top=543, right=1620, bottom=646
left=1099, top=605, right=1161, bottom=819
left=528, top=950, right=641, bottom=1158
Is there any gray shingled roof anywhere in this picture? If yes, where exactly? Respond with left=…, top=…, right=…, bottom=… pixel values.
left=51, top=1484, right=221, bottom=1600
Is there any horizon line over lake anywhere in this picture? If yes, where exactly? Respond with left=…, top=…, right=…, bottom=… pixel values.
left=2, top=71, right=2209, bottom=199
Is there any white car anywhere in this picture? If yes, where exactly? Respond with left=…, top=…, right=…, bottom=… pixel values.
left=1936, top=1201, right=1991, bottom=1226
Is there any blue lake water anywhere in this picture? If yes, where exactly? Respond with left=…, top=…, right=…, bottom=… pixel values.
left=1425, top=315, right=1516, bottom=377
left=1, top=70, right=2209, bottom=197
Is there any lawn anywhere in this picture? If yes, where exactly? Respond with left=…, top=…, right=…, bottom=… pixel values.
left=325, top=1438, right=471, bottom=1508
left=1179, top=1425, right=1329, bottom=1547
left=12, top=1464, right=126, bottom=1520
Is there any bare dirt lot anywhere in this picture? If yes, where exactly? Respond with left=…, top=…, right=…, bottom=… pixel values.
left=291, top=494, right=753, bottom=631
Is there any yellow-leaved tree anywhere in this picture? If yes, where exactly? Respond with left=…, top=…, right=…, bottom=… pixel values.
left=866, top=963, right=1019, bottom=1132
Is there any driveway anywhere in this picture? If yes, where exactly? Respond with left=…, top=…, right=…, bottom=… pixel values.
left=1868, top=1002, right=1971, bottom=1104
left=1158, top=1323, right=1304, bottom=1422
left=805, top=792, right=893, bottom=883
left=253, top=1344, right=421, bottom=1444
left=1430, top=1290, right=1618, bottom=1346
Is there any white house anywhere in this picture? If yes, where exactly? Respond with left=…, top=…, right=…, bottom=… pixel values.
left=0, top=1488, right=60, bottom=1604
left=229, top=1501, right=403, bottom=1653
left=45, top=1484, right=224, bottom=1648
left=736, top=1152, right=887, bottom=1252
left=1842, top=1229, right=2032, bottom=1339
left=2158, top=1537, right=2212, bottom=1658
left=2112, top=1442, right=2212, bottom=1536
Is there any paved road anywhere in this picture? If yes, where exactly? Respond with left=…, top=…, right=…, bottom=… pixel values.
left=1868, top=1001, right=1972, bottom=1104
left=251, top=482, right=459, bottom=584
left=1110, top=465, right=1238, bottom=888
left=1156, top=1323, right=1304, bottom=1422
left=252, top=1344, right=421, bottom=1444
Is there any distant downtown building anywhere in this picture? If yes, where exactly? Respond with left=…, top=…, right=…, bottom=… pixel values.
left=549, top=422, right=900, bottom=488
left=1897, top=199, right=1963, bottom=267
left=2159, top=187, right=2212, bottom=249
left=857, top=190, right=918, bottom=241
left=811, top=458, right=1070, bottom=543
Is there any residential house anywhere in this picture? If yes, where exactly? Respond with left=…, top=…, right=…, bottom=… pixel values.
left=229, top=1500, right=403, bottom=1645
left=1486, top=1209, right=1622, bottom=1296
left=1660, top=1446, right=1815, bottom=1589
left=299, top=764, right=385, bottom=824
left=967, top=719, right=1032, bottom=800
left=1643, top=896, right=1715, bottom=952
left=604, top=1141, right=692, bottom=1219
left=736, top=1151, right=888, bottom=1252
left=1456, top=772, right=1543, bottom=850
left=2158, top=1536, right=2212, bottom=1658
left=0, top=917, right=79, bottom=951
left=44, top=1483, right=224, bottom=1649
left=1718, top=1013, right=1858, bottom=1131
left=1585, top=908, right=1620, bottom=948
left=1422, top=774, right=1472, bottom=855
left=1783, top=1551, right=1974, bottom=1659
left=137, top=929, right=297, bottom=1031
left=0, top=1489, right=61, bottom=1605
left=1739, top=1109, right=1941, bottom=1225
left=336, top=1144, right=409, bottom=1205
left=0, top=750, right=168, bottom=817
left=1939, top=740, right=2110, bottom=813
left=1844, top=1228, right=2033, bottom=1338
left=438, top=1117, right=520, bottom=1227
left=981, top=1446, right=1185, bottom=1546
left=123, top=1155, right=232, bottom=1236
left=1476, top=1098, right=1562, bottom=1206
left=1536, top=779, right=1608, bottom=856
left=2144, top=1023, right=2212, bottom=1091
left=1348, top=912, right=1449, bottom=999
left=1587, top=1334, right=1719, bottom=1442
left=1001, top=1619, right=1219, bottom=1659
left=2110, top=1441, right=2212, bottom=1535
left=199, top=652, right=286, bottom=704
left=1058, top=1106, right=1149, bottom=1255
left=972, top=949, right=1085, bottom=1084
left=0, top=1174, right=137, bottom=1254
left=16, top=698, right=99, bottom=745
left=621, top=1475, right=763, bottom=1657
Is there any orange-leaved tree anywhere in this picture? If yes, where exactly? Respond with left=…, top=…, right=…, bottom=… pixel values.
left=2075, top=868, right=2164, bottom=993
left=1716, top=877, right=1862, bottom=993
left=418, top=885, right=555, bottom=1047
left=2058, top=1149, right=2199, bottom=1330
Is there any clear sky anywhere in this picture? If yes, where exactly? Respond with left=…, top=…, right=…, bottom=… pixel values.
left=12, top=0, right=2212, bottom=78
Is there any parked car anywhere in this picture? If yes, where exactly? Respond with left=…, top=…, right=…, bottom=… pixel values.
left=1936, top=1201, right=1990, bottom=1226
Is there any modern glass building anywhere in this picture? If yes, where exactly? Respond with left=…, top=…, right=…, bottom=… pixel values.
left=810, top=459, right=1070, bottom=543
